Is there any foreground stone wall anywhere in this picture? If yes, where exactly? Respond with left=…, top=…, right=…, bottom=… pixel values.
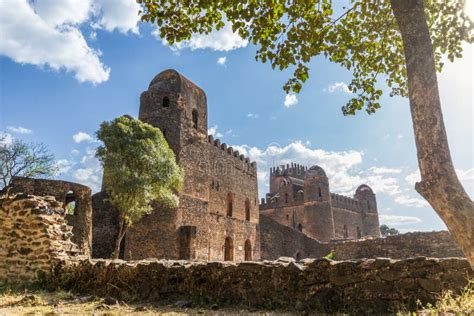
left=52, top=257, right=472, bottom=313
left=260, top=214, right=464, bottom=261
left=0, top=194, right=80, bottom=283
left=330, top=231, right=464, bottom=260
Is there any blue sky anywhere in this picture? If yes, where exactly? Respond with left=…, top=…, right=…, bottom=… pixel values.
left=1, top=0, right=473, bottom=232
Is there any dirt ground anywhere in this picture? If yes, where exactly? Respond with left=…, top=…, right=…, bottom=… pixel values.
left=0, top=289, right=292, bottom=315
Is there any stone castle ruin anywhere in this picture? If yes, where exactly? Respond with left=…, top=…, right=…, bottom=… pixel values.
left=1, top=69, right=471, bottom=312
left=93, top=69, right=260, bottom=261
left=260, top=164, right=380, bottom=241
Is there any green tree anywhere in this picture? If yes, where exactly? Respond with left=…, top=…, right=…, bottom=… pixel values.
left=380, top=224, right=400, bottom=237
left=0, top=137, right=57, bottom=195
left=139, top=0, right=474, bottom=266
left=96, top=115, right=183, bottom=259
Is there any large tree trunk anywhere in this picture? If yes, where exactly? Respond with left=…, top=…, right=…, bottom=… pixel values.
left=390, top=0, right=474, bottom=267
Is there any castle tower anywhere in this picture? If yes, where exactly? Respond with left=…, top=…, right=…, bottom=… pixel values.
left=139, top=69, right=210, bottom=200
left=354, top=184, right=381, bottom=237
left=303, top=165, right=335, bottom=241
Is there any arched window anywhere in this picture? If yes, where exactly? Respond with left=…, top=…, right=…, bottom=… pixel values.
left=224, top=237, right=233, bottom=261
left=295, top=251, right=302, bottom=261
left=65, top=190, right=76, bottom=215
left=285, top=193, right=288, bottom=203
left=356, top=226, right=362, bottom=239
left=343, top=224, right=348, bottom=238
left=192, top=109, right=198, bottom=129
left=297, top=223, right=303, bottom=232
left=162, top=129, right=167, bottom=138
left=244, top=240, right=252, bottom=261
left=226, top=192, right=233, bottom=217
left=162, top=96, right=170, bottom=107
left=318, top=187, right=322, bottom=198
left=245, top=198, right=250, bottom=221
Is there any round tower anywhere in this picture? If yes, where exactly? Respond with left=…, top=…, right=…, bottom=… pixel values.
left=354, top=184, right=381, bottom=237
left=139, top=69, right=210, bottom=201
left=303, top=165, right=335, bottom=241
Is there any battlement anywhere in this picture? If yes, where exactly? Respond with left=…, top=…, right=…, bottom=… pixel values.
left=331, top=193, right=362, bottom=213
left=207, top=135, right=257, bottom=173
left=270, top=163, right=307, bottom=179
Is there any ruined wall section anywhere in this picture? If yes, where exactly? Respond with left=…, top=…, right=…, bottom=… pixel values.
left=54, top=257, right=473, bottom=313
left=10, top=177, right=92, bottom=256
left=332, top=207, right=364, bottom=239
left=0, top=194, right=81, bottom=283
left=260, top=214, right=330, bottom=260
left=331, top=231, right=464, bottom=260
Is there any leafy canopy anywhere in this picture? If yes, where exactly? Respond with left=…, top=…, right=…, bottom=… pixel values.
left=380, top=224, right=400, bottom=236
left=139, top=0, right=473, bottom=114
left=96, top=115, right=183, bottom=226
left=0, top=137, right=57, bottom=190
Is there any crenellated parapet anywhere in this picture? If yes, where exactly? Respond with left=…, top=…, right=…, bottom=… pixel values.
left=207, top=135, right=257, bottom=176
left=270, top=163, right=307, bottom=179
left=331, top=193, right=362, bottom=213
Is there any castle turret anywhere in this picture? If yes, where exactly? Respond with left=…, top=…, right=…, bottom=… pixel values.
left=139, top=69, right=210, bottom=200
left=354, top=184, right=381, bottom=237
left=303, top=165, right=335, bottom=241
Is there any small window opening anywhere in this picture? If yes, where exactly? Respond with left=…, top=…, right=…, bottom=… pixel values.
left=226, top=192, right=233, bottom=217
left=285, top=193, right=289, bottom=203
left=162, top=96, right=170, bottom=107
left=245, top=198, right=250, bottom=221
left=244, top=240, right=252, bottom=261
left=356, top=226, right=362, bottom=239
left=318, top=187, right=322, bottom=198
left=192, top=109, right=198, bottom=129
left=65, top=190, right=76, bottom=215
left=297, top=223, right=303, bottom=232
left=224, top=237, right=233, bottom=261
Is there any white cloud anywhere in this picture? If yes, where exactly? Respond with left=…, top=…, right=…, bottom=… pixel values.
left=56, top=159, right=73, bottom=174
left=405, top=170, right=421, bottom=186
left=247, top=113, right=259, bottom=119
left=397, top=133, right=404, bottom=139
left=217, top=56, right=227, bottom=66
left=89, top=31, right=97, bottom=41
left=208, top=125, right=218, bottom=137
left=93, top=0, right=141, bottom=34
left=33, top=0, right=93, bottom=26
left=73, top=131, right=95, bottom=143
left=326, top=82, right=351, bottom=93
left=71, top=148, right=102, bottom=192
left=394, top=195, right=429, bottom=208
left=456, top=168, right=474, bottom=182
left=369, top=167, right=402, bottom=175
left=0, top=0, right=110, bottom=84
left=156, top=22, right=248, bottom=51
left=284, top=94, right=298, bottom=108
left=7, top=126, right=32, bottom=134
left=0, top=133, right=13, bottom=146
left=379, top=214, right=422, bottom=225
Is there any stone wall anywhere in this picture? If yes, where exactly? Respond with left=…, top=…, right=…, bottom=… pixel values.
left=331, top=231, right=464, bottom=260
left=260, top=214, right=465, bottom=261
left=10, top=176, right=92, bottom=256
left=260, top=214, right=330, bottom=260
left=51, top=257, right=472, bottom=313
left=0, top=194, right=81, bottom=283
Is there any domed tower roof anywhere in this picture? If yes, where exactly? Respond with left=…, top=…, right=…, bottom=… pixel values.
left=306, top=165, right=327, bottom=178
left=148, top=69, right=206, bottom=96
left=355, top=184, right=374, bottom=195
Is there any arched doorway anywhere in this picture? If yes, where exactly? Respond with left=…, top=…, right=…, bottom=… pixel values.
left=244, top=240, right=252, bottom=261
left=245, top=198, right=250, bottom=221
left=224, top=237, right=233, bottom=261
left=65, top=190, right=76, bottom=215
left=295, top=251, right=302, bottom=261
left=226, top=192, right=233, bottom=217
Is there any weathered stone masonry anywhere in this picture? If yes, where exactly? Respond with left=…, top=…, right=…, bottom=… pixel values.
left=52, top=257, right=472, bottom=313
left=0, top=194, right=81, bottom=283
left=93, top=69, right=260, bottom=261
left=10, top=176, right=92, bottom=257
left=260, top=165, right=380, bottom=242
